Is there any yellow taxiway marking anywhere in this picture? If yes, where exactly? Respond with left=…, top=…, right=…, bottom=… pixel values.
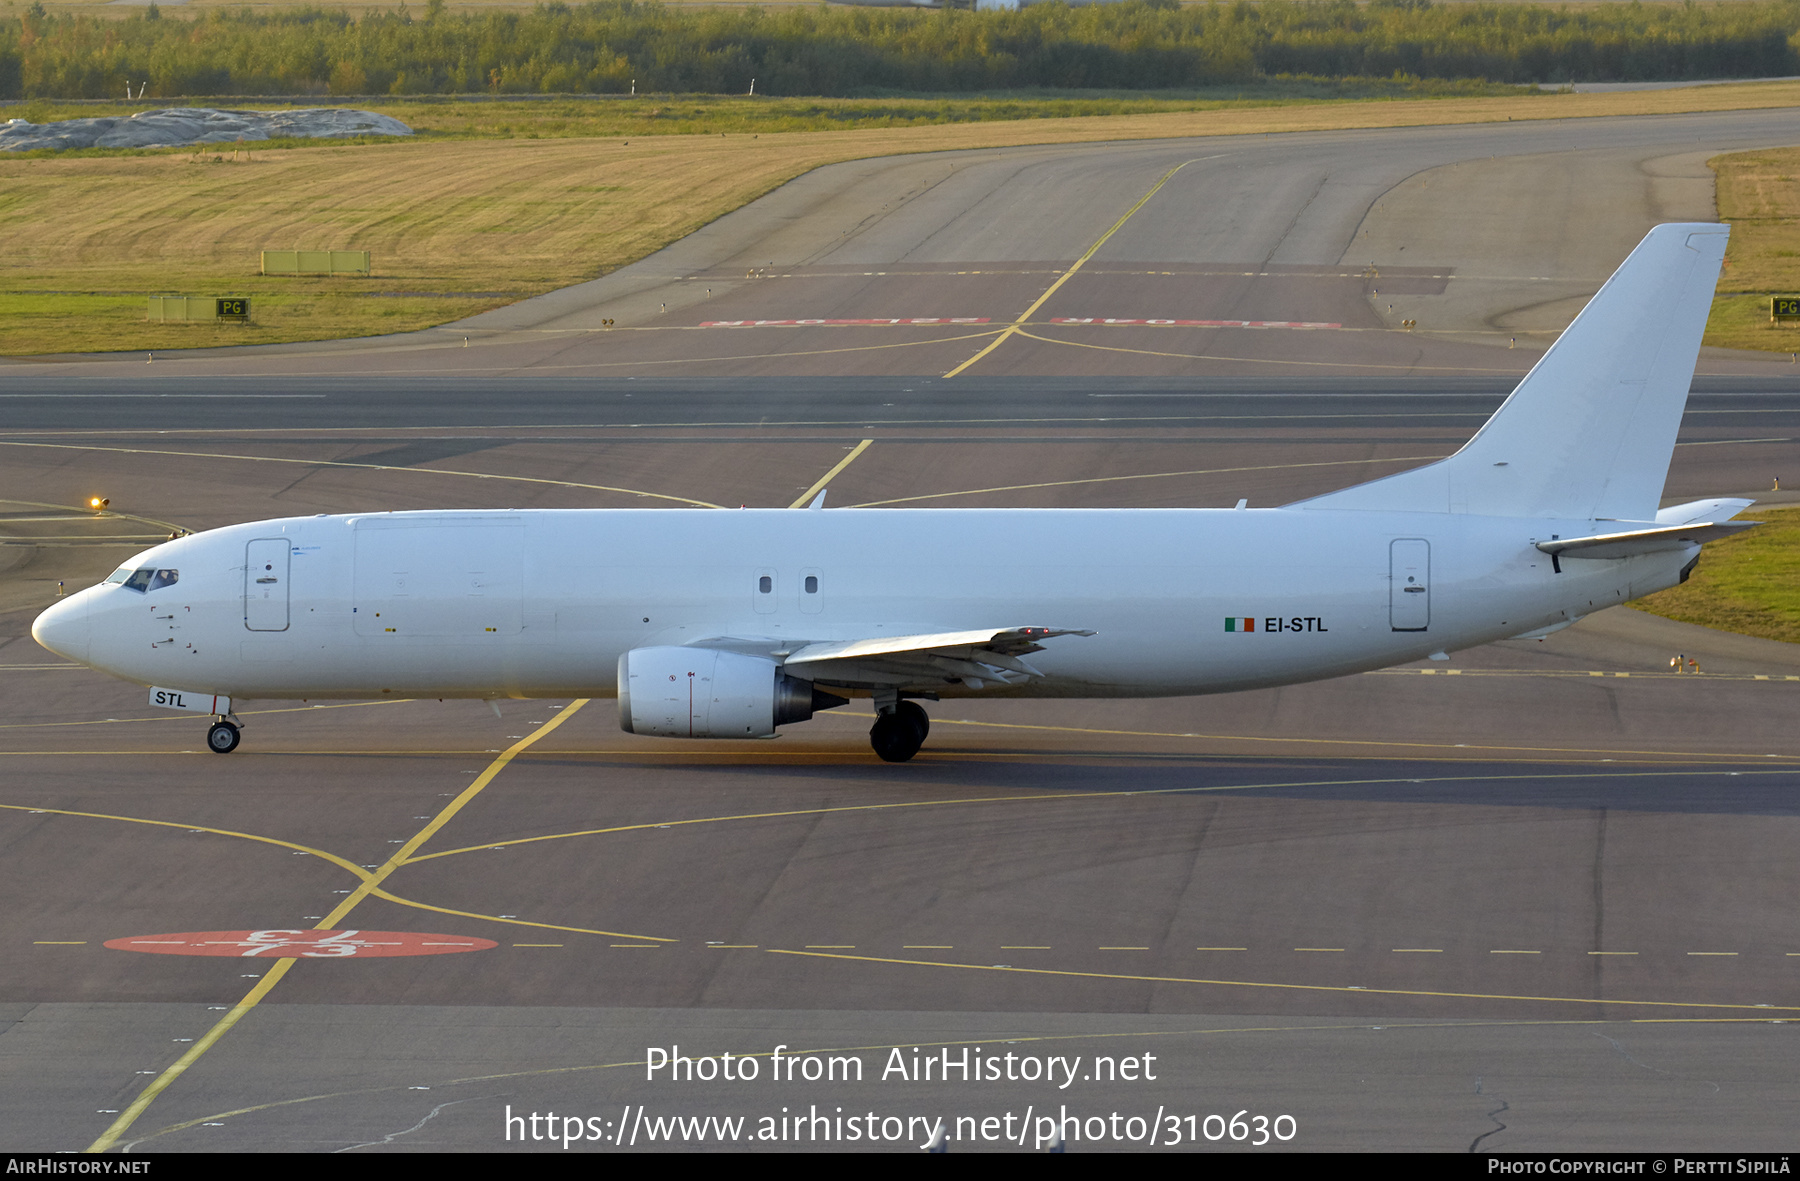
left=769, top=949, right=1800, bottom=1014
left=1295, top=948, right=1346, bottom=953
left=319, top=701, right=596, bottom=929
left=361, top=885, right=659, bottom=941
left=476, top=328, right=1003, bottom=373
left=903, top=945, right=954, bottom=950
left=86, top=960, right=300, bottom=1155
left=1393, top=949, right=1443, bottom=954
left=0, top=803, right=372, bottom=883
left=942, top=158, right=1207, bottom=380
left=1197, top=947, right=1247, bottom=952
left=848, top=453, right=1448, bottom=508
left=33, top=941, right=86, bottom=945
left=1491, top=950, right=1542, bottom=955
left=85, top=699, right=594, bottom=1155
left=788, top=439, right=872, bottom=509
left=1589, top=951, right=1640, bottom=956
left=0, top=441, right=725, bottom=510
left=915, top=715, right=1800, bottom=764
left=17, top=763, right=1788, bottom=1035
left=405, top=767, right=1800, bottom=870
left=512, top=943, right=563, bottom=948
left=1013, top=327, right=1532, bottom=375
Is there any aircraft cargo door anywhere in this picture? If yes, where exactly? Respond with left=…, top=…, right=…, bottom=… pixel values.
left=244, top=538, right=291, bottom=632
left=1390, top=538, right=1430, bottom=632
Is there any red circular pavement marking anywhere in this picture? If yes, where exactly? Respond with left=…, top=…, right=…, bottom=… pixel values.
left=104, top=930, right=498, bottom=958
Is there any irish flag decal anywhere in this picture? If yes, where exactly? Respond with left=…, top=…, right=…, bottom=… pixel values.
left=1224, top=616, right=1255, bottom=632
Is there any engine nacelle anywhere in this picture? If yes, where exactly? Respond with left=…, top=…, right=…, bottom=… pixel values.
left=617, top=646, right=845, bottom=738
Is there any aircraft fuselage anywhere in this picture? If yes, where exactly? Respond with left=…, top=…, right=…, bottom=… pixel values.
left=36, top=507, right=1687, bottom=703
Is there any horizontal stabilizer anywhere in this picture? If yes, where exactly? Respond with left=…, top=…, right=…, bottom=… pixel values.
left=1655, top=497, right=1754, bottom=526
left=1537, top=520, right=1757, bottom=560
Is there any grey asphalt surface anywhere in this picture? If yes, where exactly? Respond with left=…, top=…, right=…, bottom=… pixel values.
left=2, top=107, right=1799, bottom=1153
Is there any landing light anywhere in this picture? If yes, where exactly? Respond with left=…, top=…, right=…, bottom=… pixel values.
left=89, top=496, right=109, bottom=511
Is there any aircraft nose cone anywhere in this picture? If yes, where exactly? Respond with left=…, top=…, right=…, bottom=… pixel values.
left=32, top=593, right=91, bottom=664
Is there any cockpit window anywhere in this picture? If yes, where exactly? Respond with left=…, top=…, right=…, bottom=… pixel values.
left=104, top=567, right=131, bottom=585
left=116, top=567, right=177, bottom=593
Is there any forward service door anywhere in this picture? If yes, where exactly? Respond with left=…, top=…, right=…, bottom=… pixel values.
left=244, top=538, right=291, bottom=632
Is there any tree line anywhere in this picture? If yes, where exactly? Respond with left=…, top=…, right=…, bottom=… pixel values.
left=4, top=0, right=1800, bottom=100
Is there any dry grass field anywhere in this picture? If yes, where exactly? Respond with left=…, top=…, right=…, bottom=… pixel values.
left=13, top=0, right=1730, bottom=12
left=1, top=83, right=1537, bottom=141
left=5, top=80, right=1800, bottom=357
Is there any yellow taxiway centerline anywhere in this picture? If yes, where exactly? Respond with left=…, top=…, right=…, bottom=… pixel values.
left=942, top=158, right=1207, bottom=380
left=788, top=439, right=872, bottom=509
left=85, top=699, right=592, bottom=1153
left=768, top=949, right=1800, bottom=1014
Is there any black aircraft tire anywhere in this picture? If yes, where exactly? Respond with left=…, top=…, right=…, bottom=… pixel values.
left=207, top=721, right=241, bottom=754
left=895, top=700, right=930, bottom=741
left=869, top=713, right=922, bottom=763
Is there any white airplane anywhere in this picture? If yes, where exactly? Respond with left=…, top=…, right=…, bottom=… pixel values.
left=33, top=223, right=1754, bottom=762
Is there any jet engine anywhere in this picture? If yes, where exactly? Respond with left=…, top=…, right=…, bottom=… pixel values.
left=618, top=646, right=846, bottom=738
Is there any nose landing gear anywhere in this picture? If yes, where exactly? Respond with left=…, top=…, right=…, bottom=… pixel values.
left=869, top=699, right=929, bottom=763
left=206, top=716, right=241, bottom=754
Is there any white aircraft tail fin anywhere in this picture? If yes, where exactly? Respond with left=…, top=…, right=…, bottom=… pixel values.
left=1296, top=223, right=1729, bottom=522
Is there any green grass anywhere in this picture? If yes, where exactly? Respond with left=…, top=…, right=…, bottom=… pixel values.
left=1703, top=147, right=1800, bottom=354
left=1702, top=293, right=1800, bottom=355
left=1635, top=507, right=1800, bottom=644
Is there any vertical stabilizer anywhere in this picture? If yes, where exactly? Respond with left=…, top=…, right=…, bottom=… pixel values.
left=1295, top=224, right=1729, bottom=521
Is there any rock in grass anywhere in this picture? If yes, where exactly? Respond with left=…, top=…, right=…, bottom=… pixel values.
left=0, top=107, right=412, bottom=152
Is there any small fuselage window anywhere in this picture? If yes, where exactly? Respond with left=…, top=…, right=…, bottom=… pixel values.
left=117, top=567, right=178, bottom=593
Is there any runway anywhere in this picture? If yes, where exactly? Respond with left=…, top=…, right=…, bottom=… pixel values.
left=3, top=107, right=1800, bottom=1153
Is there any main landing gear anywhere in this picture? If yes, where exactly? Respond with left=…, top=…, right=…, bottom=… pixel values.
left=206, top=716, right=241, bottom=754
left=870, top=700, right=929, bottom=763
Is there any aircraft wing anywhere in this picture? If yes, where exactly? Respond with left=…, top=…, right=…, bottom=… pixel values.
left=1536, top=520, right=1758, bottom=560
left=780, top=626, right=1096, bottom=688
